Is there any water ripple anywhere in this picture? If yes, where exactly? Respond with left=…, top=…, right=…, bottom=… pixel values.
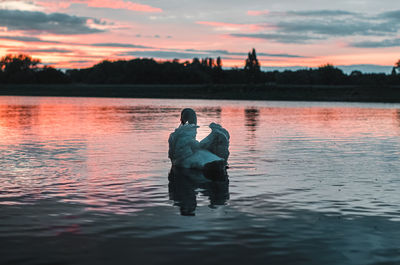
left=1, top=97, right=400, bottom=264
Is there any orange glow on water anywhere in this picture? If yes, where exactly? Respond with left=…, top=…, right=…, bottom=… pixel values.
left=1, top=98, right=400, bottom=144
left=1, top=97, right=400, bottom=215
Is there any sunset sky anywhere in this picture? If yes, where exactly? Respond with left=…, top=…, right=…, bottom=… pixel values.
left=0, top=0, right=399, bottom=72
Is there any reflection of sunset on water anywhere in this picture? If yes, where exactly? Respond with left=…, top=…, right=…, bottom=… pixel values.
left=1, top=96, right=400, bottom=215
left=1, top=96, right=400, bottom=265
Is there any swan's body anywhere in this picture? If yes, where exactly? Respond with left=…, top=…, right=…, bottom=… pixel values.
left=168, top=108, right=230, bottom=170
left=168, top=124, right=223, bottom=169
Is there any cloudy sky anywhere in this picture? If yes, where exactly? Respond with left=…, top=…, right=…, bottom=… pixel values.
left=0, top=0, right=399, bottom=71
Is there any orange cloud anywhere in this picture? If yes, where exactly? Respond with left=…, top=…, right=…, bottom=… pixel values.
left=37, top=0, right=162, bottom=13
left=35, top=1, right=74, bottom=11
left=196, top=21, right=266, bottom=32
left=84, top=0, right=162, bottom=12
left=247, top=10, right=269, bottom=16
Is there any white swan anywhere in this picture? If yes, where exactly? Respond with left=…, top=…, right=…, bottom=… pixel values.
left=168, top=108, right=230, bottom=170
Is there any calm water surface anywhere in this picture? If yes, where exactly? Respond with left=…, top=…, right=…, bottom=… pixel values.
left=1, top=96, right=400, bottom=265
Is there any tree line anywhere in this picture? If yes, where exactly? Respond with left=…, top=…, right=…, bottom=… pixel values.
left=1, top=50, right=400, bottom=86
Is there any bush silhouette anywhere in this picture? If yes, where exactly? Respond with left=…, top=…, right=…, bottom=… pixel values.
left=1, top=52, right=400, bottom=86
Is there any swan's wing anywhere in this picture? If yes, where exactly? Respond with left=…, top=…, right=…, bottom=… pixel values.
left=199, top=132, right=214, bottom=150
left=199, top=123, right=230, bottom=161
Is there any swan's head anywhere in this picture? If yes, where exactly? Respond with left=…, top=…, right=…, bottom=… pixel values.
left=180, top=108, right=197, bottom=125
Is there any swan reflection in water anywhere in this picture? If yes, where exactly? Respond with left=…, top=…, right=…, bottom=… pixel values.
left=168, top=166, right=229, bottom=216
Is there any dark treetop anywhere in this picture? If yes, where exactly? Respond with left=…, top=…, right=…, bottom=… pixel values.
left=1, top=51, right=400, bottom=87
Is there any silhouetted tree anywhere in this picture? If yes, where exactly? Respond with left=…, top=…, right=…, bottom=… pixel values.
left=201, top=58, right=208, bottom=67
left=394, top=60, right=400, bottom=75
left=36, top=66, right=70, bottom=84
left=245, top=48, right=260, bottom=72
left=3, top=52, right=400, bottom=86
left=0, top=54, right=40, bottom=72
left=212, top=56, right=224, bottom=83
left=0, top=54, right=41, bottom=83
left=192, top=58, right=200, bottom=66
left=208, top=58, right=214, bottom=68
left=315, top=64, right=346, bottom=85
left=216, top=57, right=222, bottom=70
left=244, top=48, right=261, bottom=83
left=350, top=70, right=362, bottom=77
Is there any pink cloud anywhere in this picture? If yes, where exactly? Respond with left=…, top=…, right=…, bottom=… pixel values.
left=197, top=21, right=243, bottom=28
left=35, top=1, right=73, bottom=11
left=84, top=0, right=162, bottom=12
left=197, top=21, right=267, bottom=32
left=37, top=0, right=162, bottom=13
left=247, top=10, right=269, bottom=16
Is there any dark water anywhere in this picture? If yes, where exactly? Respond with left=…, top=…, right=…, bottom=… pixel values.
left=1, top=96, right=400, bottom=265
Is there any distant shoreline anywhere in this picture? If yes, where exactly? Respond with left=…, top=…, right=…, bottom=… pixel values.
left=1, top=84, right=400, bottom=103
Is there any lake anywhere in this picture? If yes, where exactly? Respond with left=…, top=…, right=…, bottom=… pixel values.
left=1, top=96, right=400, bottom=265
